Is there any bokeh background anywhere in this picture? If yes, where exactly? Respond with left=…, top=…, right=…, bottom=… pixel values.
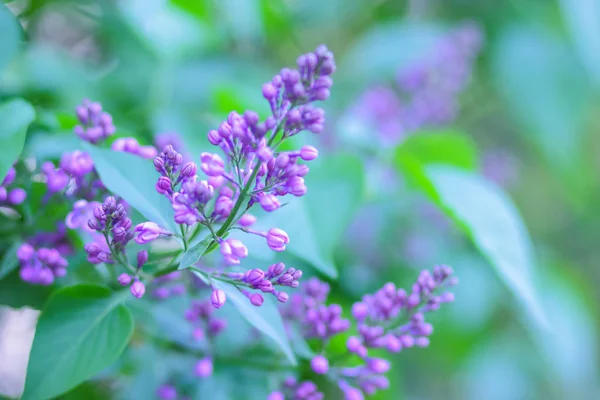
left=1, top=0, right=599, bottom=399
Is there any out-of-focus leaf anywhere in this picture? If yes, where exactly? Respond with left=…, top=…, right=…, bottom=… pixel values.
left=202, top=274, right=296, bottom=365
left=423, top=166, right=547, bottom=328
left=213, top=0, right=264, bottom=42
left=178, top=235, right=213, bottom=270
left=559, top=0, right=600, bottom=87
left=0, top=4, right=19, bottom=74
left=492, top=25, right=590, bottom=171
left=258, top=154, right=365, bottom=278
left=396, top=130, right=479, bottom=196
left=26, top=132, right=82, bottom=160
left=23, top=285, right=133, bottom=400
left=0, top=98, right=35, bottom=182
left=84, top=144, right=178, bottom=233
left=0, top=270, right=53, bottom=310
left=119, top=0, right=208, bottom=60
left=0, top=241, right=22, bottom=280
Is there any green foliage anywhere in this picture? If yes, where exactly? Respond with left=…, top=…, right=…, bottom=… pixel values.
left=0, top=98, right=35, bottom=182
left=23, top=285, right=134, bottom=400
left=178, top=235, right=213, bottom=270
left=0, top=4, right=20, bottom=74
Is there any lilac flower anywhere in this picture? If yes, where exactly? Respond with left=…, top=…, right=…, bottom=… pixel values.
left=311, top=355, right=329, bottom=374
left=269, top=378, right=324, bottom=400
left=112, top=137, right=158, bottom=159
left=266, top=228, right=289, bottom=252
left=41, top=162, right=69, bottom=194
left=65, top=200, right=100, bottom=233
left=156, top=384, right=177, bottom=400
left=210, top=288, right=226, bottom=309
left=194, top=357, right=213, bottom=378
left=134, top=222, right=167, bottom=244
left=118, top=273, right=132, bottom=286
left=74, top=99, right=116, bottom=144
left=219, top=239, right=248, bottom=265
left=130, top=280, right=146, bottom=298
left=17, top=244, right=68, bottom=286
left=85, top=196, right=134, bottom=262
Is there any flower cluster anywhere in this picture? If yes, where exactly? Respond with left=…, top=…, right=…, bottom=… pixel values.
left=16, top=243, right=68, bottom=286
left=74, top=99, right=116, bottom=144
left=84, top=196, right=133, bottom=264
left=0, top=167, right=26, bottom=206
left=273, top=266, right=457, bottom=399
left=112, top=137, right=158, bottom=159
left=268, top=378, right=324, bottom=400
left=347, top=21, right=482, bottom=144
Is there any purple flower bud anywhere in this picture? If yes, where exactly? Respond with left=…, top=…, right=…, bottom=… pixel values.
left=386, top=335, right=402, bottom=352
left=7, top=188, right=26, bottom=205
left=286, top=176, right=307, bottom=196
left=156, top=176, right=172, bottom=194
left=246, top=269, right=265, bottom=284
left=118, top=273, right=132, bottom=286
left=0, top=187, right=6, bottom=202
left=156, top=384, right=177, bottom=400
left=220, top=239, right=248, bottom=265
left=211, top=289, right=226, bottom=309
left=267, top=391, right=285, bottom=400
left=439, top=292, right=455, bottom=303
left=2, top=167, right=16, bottom=186
left=16, top=243, right=34, bottom=261
left=180, top=162, right=197, bottom=179
left=275, top=291, right=289, bottom=303
left=250, top=293, right=264, bottom=306
left=192, top=327, right=205, bottom=341
left=134, top=222, right=163, bottom=244
left=311, top=355, right=329, bottom=374
left=367, top=358, right=390, bottom=374
left=262, top=82, right=278, bottom=99
left=259, top=193, right=280, bottom=212
left=194, top=357, right=213, bottom=378
left=340, top=384, right=364, bottom=400
left=347, top=336, right=363, bottom=353
left=266, top=228, right=289, bottom=252
left=207, top=129, right=221, bottom=145
left=131, top=281, right=146, bottom=298
left=352, top=302, right=369, bottom=321
left=137, top=250, right=148, bottom=268
left=154, top=157, right=165, bottom=173
left=238, top=213, right=256, bottom=227
left=300, top=145, right=319, bottom=161
left=258, top=280, right=274, bottom=293
left=200, top=152, right=225, bottom=176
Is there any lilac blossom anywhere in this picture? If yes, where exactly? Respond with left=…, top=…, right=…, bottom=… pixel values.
left=74, top=99, right=116, bottom=144
left=112, top=137, right=158, bottom=159
left=17, top=243, right=68, bottom=286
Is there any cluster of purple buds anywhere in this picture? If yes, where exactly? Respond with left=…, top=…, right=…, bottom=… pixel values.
left=112, top=137, right=158, bottom=159
left=185, top=299, right=227, bottom=347
left=16, top=243, right=68, bottom=285
left=116, top=250, right=148, bottom=298
left=27, top=223, right=74, bottom=257
left=0, top=167, right=26, bottom=206
left=155, top=131, right=191, bottom=163
left=43, top=150, right=103, bottom=200
left=65, top=200, right=101, bottom=233
left=284, top=277, right=349, bottom=340
left=74, top=99, right=116, bottom=144
left=268, top=377, right=324, bottom=400
left=151, top=271, right=186, bottom=300
left=84, top=196, right=133, bottom=263
left=350, top=21, right=482, bottom=144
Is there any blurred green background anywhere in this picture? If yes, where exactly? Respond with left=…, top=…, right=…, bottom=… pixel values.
left=1, top=0, right=599, bottom=399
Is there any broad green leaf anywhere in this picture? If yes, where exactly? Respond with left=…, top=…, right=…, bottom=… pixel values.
left=0, top=241, right=22, bottom=280
left=0, top=4, right=20, bottom=74
left=0, top=270, right=53, bottom=309
left=492, top=25, right=590, bottom=171
left=559, top=0, right=600, bottom=87
left=395, top=130, right=479, bottom=197
left=258, top=154, right=365, bottom=278
left=201, top=273, right=296, bottom=365
left=0, top=98, right=35, bottom=182
left=84, top=143, right=178, bottom=233
left=178, top=235, right=213, bottom=270
left=23, top=285, right=134, bottom=400
left=421, top=166, right=547, bottom=328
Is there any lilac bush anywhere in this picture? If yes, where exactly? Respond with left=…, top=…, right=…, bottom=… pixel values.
left=0, top=44, right=458, bottom=400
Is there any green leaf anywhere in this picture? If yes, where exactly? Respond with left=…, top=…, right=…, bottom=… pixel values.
left=23, top=285, right=134, bottom=400
left=0, top=98, right=36, bottom=182
left=395, top=130, right=479, bottom=196
left=258, top=154, right=365, bottom=278
left=422, top=166, right=547, bottom=328
left=492, top=25, right=590, bottom=170
left=84, top=143, right=178, bottom=233
left=201, top=274, right=296, bottom=365
left=0, top=241, right=22, bottom=280
left=0, top=270, right=53, bottom=309
left=0, top=4, right=20, bottom=74
left=559, top=0, right=600, bottom=87
left=178, top=235, right=213, bottom=270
